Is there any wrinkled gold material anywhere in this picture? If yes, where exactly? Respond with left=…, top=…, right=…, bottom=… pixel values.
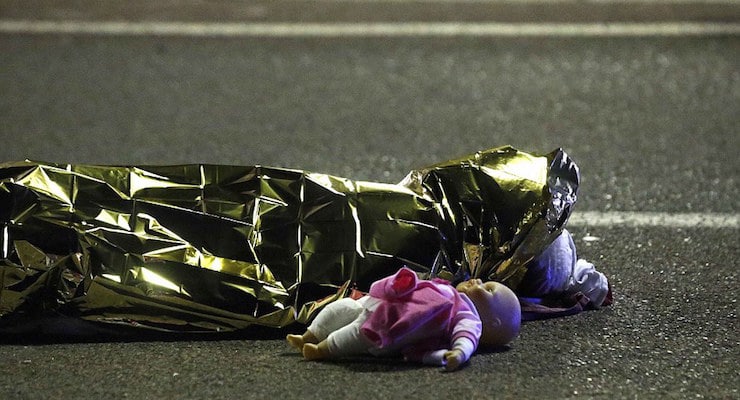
left=0, top=146, right=579, bottom=334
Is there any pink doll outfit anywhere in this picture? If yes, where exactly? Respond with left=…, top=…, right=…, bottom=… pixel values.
left=306, top=267, right=481, bottom=367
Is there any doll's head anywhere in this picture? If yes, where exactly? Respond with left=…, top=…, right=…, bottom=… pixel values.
left=456, top=279, right=521, bottom=347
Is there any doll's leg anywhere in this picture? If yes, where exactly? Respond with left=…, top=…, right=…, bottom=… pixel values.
left=286, top=331, right=318, bottom=350
left=308, top=297, right=365, bottom=340
left=303, top=310, right=373, bottom=361
left=287, top=297, right=364, bottom=350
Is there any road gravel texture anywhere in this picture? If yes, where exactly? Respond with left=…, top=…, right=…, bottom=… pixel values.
left=0, top=23, right=738, bottom=400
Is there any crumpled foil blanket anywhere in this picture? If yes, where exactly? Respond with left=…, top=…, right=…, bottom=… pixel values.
left=0, top=146, right=578, bottom=334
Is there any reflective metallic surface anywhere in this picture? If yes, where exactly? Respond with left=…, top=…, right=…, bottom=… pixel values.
left=0, top=146, right=578, bottom=334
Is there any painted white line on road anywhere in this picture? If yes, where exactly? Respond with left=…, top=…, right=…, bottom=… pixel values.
left=568, top=211, right=739, bottom=228
left=1, top=20, right=739, bottom=37
left=329, top=0, right=740, bottom=3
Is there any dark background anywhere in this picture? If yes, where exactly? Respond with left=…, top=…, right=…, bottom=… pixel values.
left=1, top=1, right=738, bottom=398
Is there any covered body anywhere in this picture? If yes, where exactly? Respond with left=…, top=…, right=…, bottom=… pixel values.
left=0, top=146, right=578, bottom=334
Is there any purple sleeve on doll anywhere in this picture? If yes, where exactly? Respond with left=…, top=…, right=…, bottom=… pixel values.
left=402, top=290, right=481, bottom=363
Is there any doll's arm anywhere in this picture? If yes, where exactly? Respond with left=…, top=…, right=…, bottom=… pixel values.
left=443, top=337, right=475, bottom=371
left=415, top=302, right=481, bottom=370
left=442, top=294, right=483, bottom=370
left=417, top=336, right=475, bottom=370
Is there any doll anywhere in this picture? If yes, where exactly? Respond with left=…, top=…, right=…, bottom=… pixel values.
left=286, top=266, right=521, bottom=371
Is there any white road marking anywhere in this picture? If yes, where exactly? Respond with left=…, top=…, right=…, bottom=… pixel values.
left=326, top=0, right=738, bottom=3
left=568, top=211, right=739, bottom=228
left=0, top=20, right=739, bottom=37
left=1, top=23, right=736, bottom=228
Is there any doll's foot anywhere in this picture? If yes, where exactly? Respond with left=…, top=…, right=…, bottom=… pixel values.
left=286, top=334, right=304, bottom=350
left=302, top=343, right=329, bottom=361
left=287, top=331, right=319, bottom=351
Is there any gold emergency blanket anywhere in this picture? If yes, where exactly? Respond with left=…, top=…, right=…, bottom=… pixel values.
left=0, top=146, right=579, bottom=334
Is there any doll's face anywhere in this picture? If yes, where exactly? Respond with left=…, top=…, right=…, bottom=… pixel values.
left=456, top=279, right=522, bottom=347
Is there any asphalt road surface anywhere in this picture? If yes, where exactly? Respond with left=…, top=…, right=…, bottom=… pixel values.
left=0, top=2, right=738, bottom=399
